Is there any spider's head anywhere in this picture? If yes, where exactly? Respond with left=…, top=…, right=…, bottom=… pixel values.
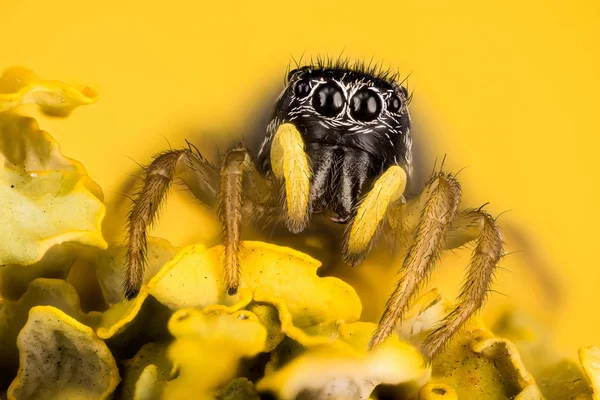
left=258, top=62, right=413, bottom=223
left=258, top=64, right=412, bottom=178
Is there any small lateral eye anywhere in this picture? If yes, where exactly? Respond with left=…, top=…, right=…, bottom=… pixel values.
left=312, top=81, right=345, bottom=117
left=349, top=87, right=381, bottom=122
left=294, top=79, right=311, bottom=98
left=387, top=94, right=402, bottom=113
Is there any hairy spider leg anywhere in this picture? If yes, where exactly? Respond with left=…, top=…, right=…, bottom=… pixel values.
left=219, top=146, right=274, bottom=295
left=124, top=149, right=219, bottom=299
left=124, top=124, right=311, bottom=300
left=219, top=123, right=311, bottom=294
left=420, top=209, right=502, bottom=360
left=356, top=170, right=503, bottom=362
left=368, top=172, right=462, bottom=352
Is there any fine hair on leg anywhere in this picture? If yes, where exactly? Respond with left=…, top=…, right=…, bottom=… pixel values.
left=124, top=149, right=218, bottom=299
left=369, top=172, right=461, bottom=349
left=421, top=209, right=502, bottom=360
left=218, top=146, right=274, bottom=295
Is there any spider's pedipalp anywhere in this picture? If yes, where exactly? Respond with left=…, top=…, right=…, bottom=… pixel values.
left=269, top=123, right=312, bottom=233
left=421, top=209, right=502, bottom=360
left=369, top=172, right=461, bottom=350
left=124, top=149, right=219, bottom=299
left=343, top=165, right=407, bottom=265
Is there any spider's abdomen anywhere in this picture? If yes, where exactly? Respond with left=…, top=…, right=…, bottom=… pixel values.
left=307, top=143, right=381, bottom=223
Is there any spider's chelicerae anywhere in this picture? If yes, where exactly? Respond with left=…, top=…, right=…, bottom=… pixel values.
left=124, top=60, right=503, bottom=361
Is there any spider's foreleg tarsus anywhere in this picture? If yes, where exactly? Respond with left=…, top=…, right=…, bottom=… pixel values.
left=369, top=172, right=462, bottom=350
left=218, top=146, right=274, bottom=295
left=421, top=209, right=502, bottom=360
left=124, top=149, right=218, bottom=299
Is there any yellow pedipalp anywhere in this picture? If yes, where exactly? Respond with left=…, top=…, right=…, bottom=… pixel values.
left=270, top=123, right=311, bottom=232
left=346, top=165, right=407, bottom=257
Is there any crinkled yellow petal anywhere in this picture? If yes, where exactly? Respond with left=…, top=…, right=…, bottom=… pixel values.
left=7, top=306, right=119, bottom=400
left=537, top=360, right=594, bottom=399
left=0, top=112, right=106, bottom=266
left=257, top=321, right=426, bottom=400
left=253, top=291, right=338, bottom=348
left=95, top=244, right=235, bottom=346
left=121, top=342, right=173, bottom=400
left=149, top=241, right=360, bottom=325
left=210, top=241, right=362, bottom=328
left=95, top=237, right=179, bottom=305
left=0, top=66, right=98, bottom=116
left=492, top=309, right=595, bottom=399
left=0, top=278, right=101, bottom=389
left=0, top=242, right=82, bottom=300
left=134, top=366, right=162, bottom=400
left=96, top=241, right=360, bottom=351
left=398, top=290, right=544, bottom=399
left=147, top=244, right=231, bottom=309
left=246, top=302, right=286, bottom=352
left=579, top=346, right=600, bottom=399
left=472, top=337, right=542, bottom=399
left=163, top=308, right=267, bottom=399
left=95, top=288, right=172, bottom=359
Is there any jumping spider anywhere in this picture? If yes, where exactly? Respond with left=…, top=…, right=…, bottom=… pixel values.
left=124, top=60, right=503, bottom=361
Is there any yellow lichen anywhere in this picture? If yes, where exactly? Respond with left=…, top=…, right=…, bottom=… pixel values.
left=0, top=278, right=101, bottom=388
left=120, top=342, right=173, bottom=400
left=96, top=241, right=361, bottom=348
left=0, top=113, right=106, bottom=266
left=0, top=66, right=98, bottom=116
left=162, top=308, right=267, bottom=400
left=257, top=321, right=427, bottom=400
left=0, top=67, right=105, bottom=268
left=7, top=306, right=119, bottom=400
left=397, top=289, right=544, bottom=399
left=579, top=346, right=600, bottom=399
left=0, top=65, right=597, bottom=400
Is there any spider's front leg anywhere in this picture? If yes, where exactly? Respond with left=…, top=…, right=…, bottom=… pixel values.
left=219, top=146, right=275, bottom=294
left=367, top=172, right=462, bottom=354
left=420, top=207, right=502, bottom=360
left=124, top=123, right=311, bottom=299
left=219, top=123, right=311, bottom=294
left=345, top=168, right=502, bottom=361
left=124, top=148, right=219, bottom=299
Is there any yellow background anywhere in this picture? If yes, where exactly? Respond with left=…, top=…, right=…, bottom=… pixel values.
left=2, top=1, right=599, bottom=357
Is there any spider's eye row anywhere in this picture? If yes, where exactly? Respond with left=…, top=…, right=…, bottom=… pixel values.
left=312, top=81, right=345, bottom=117
left=387, top=94, right=402, bottom=113
left=349, top=88, right=381, bottom=122
left=294, top=79, right=311, bottom=98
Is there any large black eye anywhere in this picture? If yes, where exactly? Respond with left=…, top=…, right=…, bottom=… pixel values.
left=294, top=79, right=311, bottom=98
left=349, top=88, right=382, bottom=122
left=387, top=94, right=402, bottom=113
left=312, top=82, right=345, bottom=117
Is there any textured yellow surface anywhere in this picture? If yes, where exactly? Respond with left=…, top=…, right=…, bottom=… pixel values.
left=0, top=72, right=597, bottom=398
left=2, top=0, right=599, bottom=358
left=7, top=306, right=119, bottom=400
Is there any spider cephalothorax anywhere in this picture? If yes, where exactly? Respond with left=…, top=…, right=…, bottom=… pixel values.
left=124, top=60, right=503, bottom=362
left=258, top=66, right=412, bottom=224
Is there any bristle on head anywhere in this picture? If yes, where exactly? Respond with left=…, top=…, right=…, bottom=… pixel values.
left=286, top=54, right=403, bottom=86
